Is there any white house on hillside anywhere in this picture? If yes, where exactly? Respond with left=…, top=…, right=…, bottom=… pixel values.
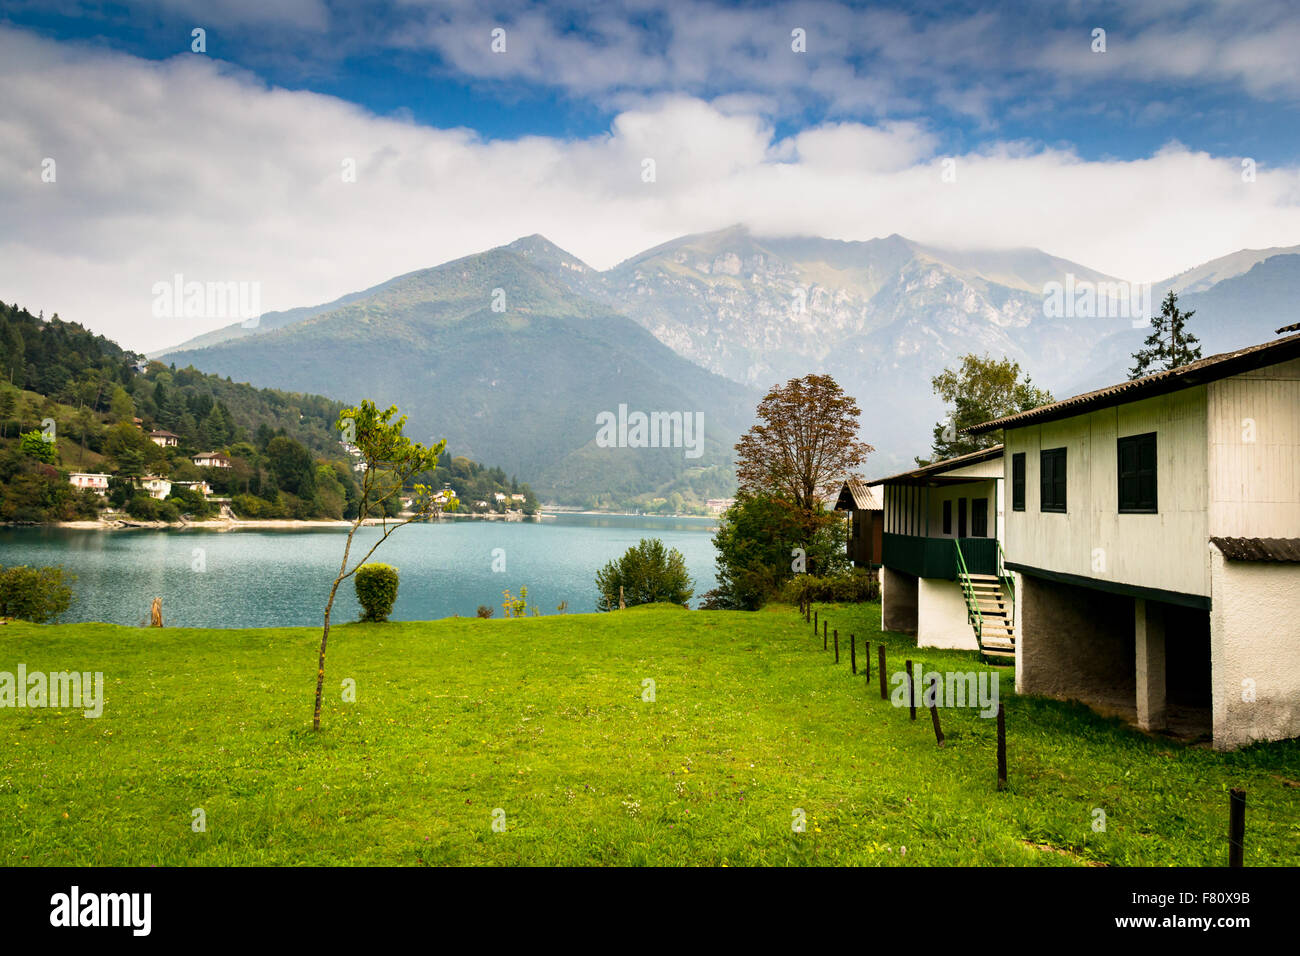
left=192, top=452, right=231, bottom=469
left=148, top=429, right=179, bottom=447
left=866, top=446, right=1011, bottom=659
left=139, top=476, right=172, bottom=499
left=969, top=331, right=1300, bottom=749
left=68, top=472, right=111, bottom=495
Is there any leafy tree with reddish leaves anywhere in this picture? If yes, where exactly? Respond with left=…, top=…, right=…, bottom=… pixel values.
left=733, top=374, right=871, bottom=574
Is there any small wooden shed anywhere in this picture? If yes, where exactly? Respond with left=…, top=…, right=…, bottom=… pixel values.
left=833, top=478, right=883, bottom=568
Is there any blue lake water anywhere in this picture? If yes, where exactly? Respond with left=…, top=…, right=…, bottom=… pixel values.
left=0, top=514, right=719, bottom=627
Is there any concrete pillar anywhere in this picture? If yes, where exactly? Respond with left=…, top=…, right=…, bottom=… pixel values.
left=917, top=577, right=979, bottom=650
left=1013, top=572, right=1025, bottom=693
left=1134, top=598, right=1167, bottom=732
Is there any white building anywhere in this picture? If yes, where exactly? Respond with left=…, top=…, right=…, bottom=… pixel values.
left=867, top=447, right=1012, bottom=659
left=969, top=332, right=1300, bottom=749
left=139, top=476, right=172, bottom=500
left=148, top=429, right=179, bottom=448
left=68, top=472, right=111, bottom=495
left=192, top=452, right=231, bottom=469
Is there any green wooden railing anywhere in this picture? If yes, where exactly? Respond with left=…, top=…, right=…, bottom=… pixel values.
left=881, top=533, right=997, bottom=580
left=997, top=541, right=1016, bottom=605
left=954, top=539, right=984, bottom=651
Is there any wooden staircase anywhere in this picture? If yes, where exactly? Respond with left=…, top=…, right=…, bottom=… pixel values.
left=961, top=573, right=1015, bottom=660
left=953, top=540, right=1015, bottom=662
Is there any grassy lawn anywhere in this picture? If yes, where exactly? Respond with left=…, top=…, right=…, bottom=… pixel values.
left=1, top=601, right=1296, bottom=866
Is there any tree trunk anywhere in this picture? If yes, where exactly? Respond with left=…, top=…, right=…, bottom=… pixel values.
left=313, top=522, right=359, bottom=731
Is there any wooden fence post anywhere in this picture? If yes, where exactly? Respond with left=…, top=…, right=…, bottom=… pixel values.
left=864, top=641, right=870, bottom=681
left=996, top=703, right=1008, bottom=791
left=823, top=621, right=827, bottom=650
left=849, top=634, right=856, bottom=674
left=928, top=673, right=945, bottom=747
left=1229, top=789, right=1246, bottom=867
left=878, top=645, right=886, bottom=700
left=833, top=629, right=839, bottom=663
left=905, top=659, right=916, bottom=720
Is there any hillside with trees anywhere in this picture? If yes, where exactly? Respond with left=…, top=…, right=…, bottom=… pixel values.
left=0, top=302, right=538, bottom=522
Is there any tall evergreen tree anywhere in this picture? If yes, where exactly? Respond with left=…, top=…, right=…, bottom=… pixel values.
left=1130, top=290, right=1202, bottom=379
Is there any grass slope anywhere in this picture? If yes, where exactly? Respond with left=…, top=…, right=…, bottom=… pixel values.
left=0, top=602, right=1295, bottom=866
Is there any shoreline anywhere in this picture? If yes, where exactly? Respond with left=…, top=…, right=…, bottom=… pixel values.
left=14, top=514, right=546, bottom=531
left=4, top=510, right=724, bottom=531
left=543, top=510, right=717, bottom=519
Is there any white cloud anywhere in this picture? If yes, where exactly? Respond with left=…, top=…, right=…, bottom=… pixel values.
left=788, top=121, right=938, bottom=172
left=2, top=26, right=1299, bottom=354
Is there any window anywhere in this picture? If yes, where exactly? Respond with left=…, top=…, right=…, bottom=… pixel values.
left=1118, top=432, right=1158, bottom=513
left=942, top=499, right=952, bottom=535
left=1040, top=447, right=1067, bottom=512
left=958, top=498, right=968, bottom=537
left=971, top=498, right=989, bottom=537
left=1011, top=453, right=1026, bottom=511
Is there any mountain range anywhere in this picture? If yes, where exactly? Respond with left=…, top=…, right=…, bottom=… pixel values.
left=156, top=227, right=1300, bottom=498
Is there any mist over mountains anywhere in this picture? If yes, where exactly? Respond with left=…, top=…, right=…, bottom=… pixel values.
left=157, top=227, right=1300, bottom=496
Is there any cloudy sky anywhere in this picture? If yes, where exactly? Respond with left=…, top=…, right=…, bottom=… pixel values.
left=2, top=0, right=1299, bottom=351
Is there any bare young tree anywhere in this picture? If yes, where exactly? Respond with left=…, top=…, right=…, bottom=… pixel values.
left=312, top=400, right=444, bottom=731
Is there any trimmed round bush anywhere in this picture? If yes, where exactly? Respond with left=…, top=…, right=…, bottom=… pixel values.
left=355, top=563, right=400, bottom=622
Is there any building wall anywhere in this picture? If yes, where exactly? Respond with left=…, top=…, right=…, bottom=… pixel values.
left=846, top=509, right=883, bottom=566
left=922, top=478, right=1004, bottom=543
left=917, top=577, right=979, bottom=650
left=1209, top=547, right=1300, bottom=749
left=880, top=456, right=1000, bottom=535
left=1207, top=356, right=1300, bottom=538
left=1003, top=388, right=1210, bottom=597
left=849, top=510, right=884, bottom=566
left=1014, top=571, right=1136, bottom=711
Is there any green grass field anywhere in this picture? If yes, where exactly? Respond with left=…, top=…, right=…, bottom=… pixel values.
left=1, top=601, right=1296, bottom=865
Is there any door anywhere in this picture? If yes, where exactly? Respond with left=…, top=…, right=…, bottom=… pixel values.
left=957, top=498, right=967, bottom=538
left=972, top=498, right=988, bottom=537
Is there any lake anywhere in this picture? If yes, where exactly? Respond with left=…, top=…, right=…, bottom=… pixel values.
left=0, top=514, right=720, bottom=627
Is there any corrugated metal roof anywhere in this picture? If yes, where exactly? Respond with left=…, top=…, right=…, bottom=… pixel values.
left=1210, top=537, right=1300, bottom=562
left=834, top=478, right=881, bottom=511
left=865, top=444, right=1004, bottom=487
left=969, top=331, right=1300, bottom=434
